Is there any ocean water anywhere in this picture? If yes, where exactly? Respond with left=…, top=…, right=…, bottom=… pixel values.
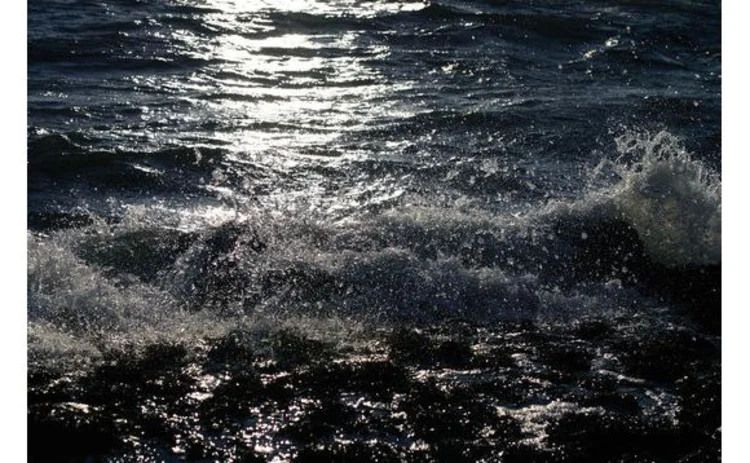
left=28, top=1, right=721, bottom=461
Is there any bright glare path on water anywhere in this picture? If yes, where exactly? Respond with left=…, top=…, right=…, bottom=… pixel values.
left=133, top=0, right=428, bottom=158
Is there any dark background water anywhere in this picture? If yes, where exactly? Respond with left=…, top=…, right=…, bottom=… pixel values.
left=29, top=0, right=720, bottom=219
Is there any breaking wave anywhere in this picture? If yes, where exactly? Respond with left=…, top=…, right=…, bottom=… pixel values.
left=28, top=131, right=720, bottom=369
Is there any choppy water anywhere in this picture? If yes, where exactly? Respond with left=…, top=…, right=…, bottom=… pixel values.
left=28, top=0, right=721, bottom=461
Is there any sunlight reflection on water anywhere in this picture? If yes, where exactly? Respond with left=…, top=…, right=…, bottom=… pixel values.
left=157, top=0, right=428, bottom=159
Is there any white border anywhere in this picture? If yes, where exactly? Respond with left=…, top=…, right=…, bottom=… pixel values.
left=2, top=0, right=27, bottom=460
left=722, top=1, right=743, bottom=462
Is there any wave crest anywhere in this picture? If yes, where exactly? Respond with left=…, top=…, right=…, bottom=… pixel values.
left=609, top=131, right=721, bottom=267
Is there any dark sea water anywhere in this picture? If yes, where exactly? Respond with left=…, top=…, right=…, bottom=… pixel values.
left=28, top=1, right=721, bottom=461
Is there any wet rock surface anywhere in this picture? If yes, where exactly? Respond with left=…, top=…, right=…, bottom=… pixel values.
left=28, top=316, right=720, bottom=462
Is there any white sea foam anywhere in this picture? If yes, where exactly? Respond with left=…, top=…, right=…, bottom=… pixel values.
left=27, top=132, right=720, bottom=370
left=539, top=131, right=721, bottom=267
left=611, top=131, right=720, bottom=267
